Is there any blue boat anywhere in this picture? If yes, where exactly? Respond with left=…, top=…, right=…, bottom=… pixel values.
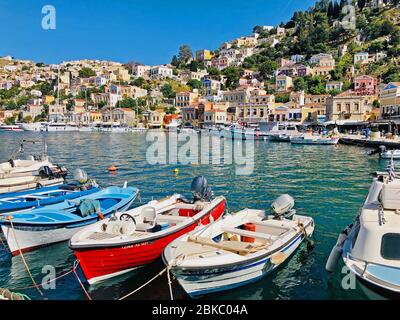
left=0, top=185, right=139, bottom=255
left=0, top=184, right=100, bottom=214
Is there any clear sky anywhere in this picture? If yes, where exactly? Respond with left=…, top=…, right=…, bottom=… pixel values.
left=0, top=0, right=317, bottom=65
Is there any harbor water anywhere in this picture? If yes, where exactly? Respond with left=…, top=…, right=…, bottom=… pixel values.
left=0, top=131, right=388, bottom=300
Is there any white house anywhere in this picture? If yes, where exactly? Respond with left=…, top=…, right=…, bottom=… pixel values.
left=150, top=65, right=173, bottom=79
left=95, top=76, right=108, bottom=87
left=354, top=52, right=370, bottom=64
left=291, top=55, right=305, bottom=63
left=132, top=65, right=151, bottom=78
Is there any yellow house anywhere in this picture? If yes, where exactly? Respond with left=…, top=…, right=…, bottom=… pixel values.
left=196, top=50, right=214, bottom=62
left=301, top=104, right=326, bottom=123
left=44, top=95, right=55, bottom=105
left=90, top=111, right=102, bottom=123
left=380, top=82, right=400, bottom=119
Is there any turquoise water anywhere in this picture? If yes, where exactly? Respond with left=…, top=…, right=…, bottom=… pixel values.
left=0, top=131, right=388, bottom=300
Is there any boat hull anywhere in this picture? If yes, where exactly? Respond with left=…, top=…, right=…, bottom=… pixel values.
left=0, top=178, right=64, bottom=195
left=169, top=233, right=305, bottom=298
left=291, top=138, right=339, bottom=145
left=73, top=199, right=226, bottom=284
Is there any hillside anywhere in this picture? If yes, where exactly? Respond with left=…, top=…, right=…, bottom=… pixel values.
left=170, top=0, right=400, bottom=94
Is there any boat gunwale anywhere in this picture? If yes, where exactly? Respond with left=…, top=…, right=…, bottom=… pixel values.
left=69, top=196, right=227, bottom=250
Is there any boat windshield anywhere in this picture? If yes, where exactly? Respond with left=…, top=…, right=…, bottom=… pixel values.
left=381, top=233, right=400, bottom=260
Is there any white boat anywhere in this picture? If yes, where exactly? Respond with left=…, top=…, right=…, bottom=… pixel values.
left=0, top=177, right=65, bottom=194
left=163, top=194, right=315, bottom=298
left=267, top=123, right=301, bottom=142
left=20, top=122, right=44, bottom=132
left=379, top=147, right=400, bottom=159
left=326, top=163, right=400, bottom=299
left=290, top=134, right=339, bottom=145
left=0, top=139, right=63, bottom=178
left=42, top=123, right=79, bottom=132
left=0, top=125, right=23, bottom=132
left=166, top=120, right=181, bottom=132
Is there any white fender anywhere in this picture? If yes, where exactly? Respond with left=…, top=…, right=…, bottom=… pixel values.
left=326, top=244, right=343, bottom=272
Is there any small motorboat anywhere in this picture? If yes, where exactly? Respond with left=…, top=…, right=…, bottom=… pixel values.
left=0, top=185, right=139, bottom=255
left=379, top=146, right=400, bottom=159
left=290, top=134, right=339, bottom=145
left=163, top=194, right=314, bottom=298
left=0, top=171, right=99, bottom=214
left=326, top=162, right=400, bottom=299
left=0, top=176, right=65, bottom=195
left=0, top=139, right=65, bottom=178
left=267, top=123, right=302, bottom=142
left=69, top=177, right=226, bottom=284
left=0, top=125, right=23, bottom=132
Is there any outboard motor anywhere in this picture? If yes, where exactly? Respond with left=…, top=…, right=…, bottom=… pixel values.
left=191, top=176, right=213, bottom=202
left=73, top=169, right=88, bottom=184
left=379, top=145, right=387, bottom=154
left=271, top=194, right=296, bottom=220
left=38, top=166, right=53, bottom=179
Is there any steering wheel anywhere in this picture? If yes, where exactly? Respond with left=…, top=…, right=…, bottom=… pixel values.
left=120, top=214, right=136, bottom=224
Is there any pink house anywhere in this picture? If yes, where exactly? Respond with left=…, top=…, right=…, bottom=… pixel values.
left=354, top=75, right=377, bottom=95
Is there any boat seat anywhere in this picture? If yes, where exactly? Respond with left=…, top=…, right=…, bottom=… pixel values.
left=221, top=227, right=274, bottom=241
left=136, top=207, right=157, bottom=232
left=157, top=215, right=190, bottom=223
left=380, top=182, right=400, bottom=210
left=188, top=236, right=269, bottom=256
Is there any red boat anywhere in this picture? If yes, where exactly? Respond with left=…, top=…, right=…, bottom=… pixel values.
left=69, top=177, right=226, bottom=284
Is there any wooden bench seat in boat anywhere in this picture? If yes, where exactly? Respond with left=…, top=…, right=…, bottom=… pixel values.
left=188, top=236, right=269, bottom=256
left=247, top=219, right=291, bottom=237
left=221, top=227, right=274, bottom=241
left=157, top=215, right=190, bottom=223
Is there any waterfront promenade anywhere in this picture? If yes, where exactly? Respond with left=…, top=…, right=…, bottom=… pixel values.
left=339, top=134, right=400, bottom=148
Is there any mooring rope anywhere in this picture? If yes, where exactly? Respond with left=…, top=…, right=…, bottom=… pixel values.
left=72, top=260, right=92, bottom=300
left=167, top=266, right=174, bottom=301
left=0, top=288, right=31, bottom=300
left=118, top=267, right=171, bottom=300
left=8, top=218, right=43, bottom=296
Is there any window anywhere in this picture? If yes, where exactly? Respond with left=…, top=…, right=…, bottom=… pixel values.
left=381, top=233, right=400, bottom=260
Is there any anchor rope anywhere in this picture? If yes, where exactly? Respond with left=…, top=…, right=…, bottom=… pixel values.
left=72, top=260, right=92, bottom=300
left=8, top=218, right=43, bottom=296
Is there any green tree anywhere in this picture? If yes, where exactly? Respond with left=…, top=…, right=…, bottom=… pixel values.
left=116, top=97, right=138, bottom=109
left=294, top=77, right=308, bottom=91
left=178, top=45, right=193, bottom=64
left=79, top=67, right=96, bottom=78
left=258, top=60, right=278, bottom=80
left=132, top=77, right=145, bottom=87
left=187, top=79, right=202, bottom=90
left=222, top=66, right=242, bottom=90
left=171, top=55, right=180, bottom=67
left=23, top=115, right=33, bottom=123
left=189, top=60, right=199, bottom=72
left=161, top=84, right=176, bottom=99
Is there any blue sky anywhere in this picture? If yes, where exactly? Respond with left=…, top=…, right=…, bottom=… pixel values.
left=0, top=0, right=317, bottom=65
